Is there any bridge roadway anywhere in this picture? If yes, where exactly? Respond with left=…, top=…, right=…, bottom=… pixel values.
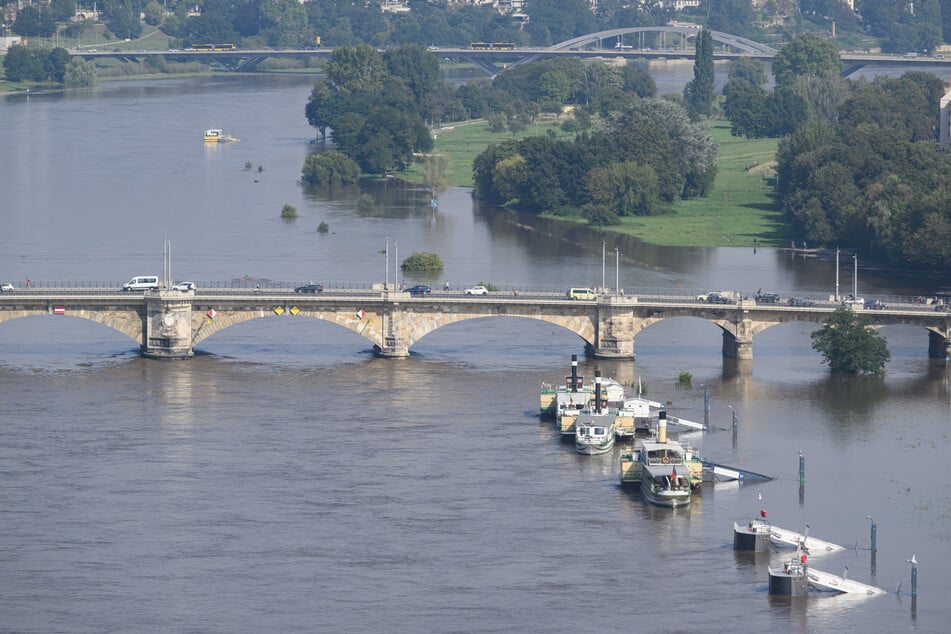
left=0, top=285, right=948, bottom=363
left=71, top=25, right=950, bottom=75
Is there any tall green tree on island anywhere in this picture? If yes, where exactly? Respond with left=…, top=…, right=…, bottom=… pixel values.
left=811, top=307, right=891, bottom=374
left=684, top=29, right=715, bottom=115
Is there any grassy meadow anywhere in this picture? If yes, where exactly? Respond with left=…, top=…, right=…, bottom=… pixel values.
left=410, top=118, right=788, bottom=248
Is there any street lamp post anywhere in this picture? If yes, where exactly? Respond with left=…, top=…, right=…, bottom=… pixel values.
left=601, top=241, right=605, bottom=292
left=615, top=246, right=619, bottom=295
left=853, top=253, right=858, bottom=299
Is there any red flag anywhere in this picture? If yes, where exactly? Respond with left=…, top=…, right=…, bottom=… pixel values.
left=671, top=468, right=677, bottom=480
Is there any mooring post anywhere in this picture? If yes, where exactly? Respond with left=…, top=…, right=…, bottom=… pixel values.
left=870, top=517, right=877, bottom=553
left=703, top=385, right=709, bottom=428
left=910, top=555, right=918, bottom=599
left=798, top=450, right=805, bottom=486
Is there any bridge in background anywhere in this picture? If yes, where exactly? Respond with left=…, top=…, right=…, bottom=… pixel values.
left=69, top=25, right=950, bottom=75
left=0, top=285, right=948, bottom=364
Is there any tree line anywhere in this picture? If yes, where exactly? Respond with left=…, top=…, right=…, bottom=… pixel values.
left=12, top=0, right=951, bottom=56
left=721, top=33, right=951, bottom=271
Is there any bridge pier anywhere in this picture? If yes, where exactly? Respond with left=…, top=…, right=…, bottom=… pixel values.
left=142, top=292, right=195, bottom=359
left=593, top=297, right=636, bottom=359
left=374, top=293, right=410, bottom=358
left=928, top=330, right=951, bottom=360
left=722, top=313, right=754, bottom=360
left=375, top=336, right=410, bottom=358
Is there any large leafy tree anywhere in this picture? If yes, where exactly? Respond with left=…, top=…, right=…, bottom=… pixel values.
left=64, top=57, right=97, bottom=87
left=811, top=307, right=890, bottom=374
left=12, top=5, right=57, bottom=37
left=771, top=33, right=843, bottom=89
left=2, top=45, right=45, bottom=82
left=304, top=45, right=433, bottom=175
left=707, top=0, right=758, bottom=38
left=524, top=0, right=597, bottom=45
left=383, top=44, right=440, bottom=115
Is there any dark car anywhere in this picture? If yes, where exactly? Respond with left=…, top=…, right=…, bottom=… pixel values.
left=406, top=285, right=431, bottom=296
left=294, top=283, right=323, bottom=294
left=755, top=292, right=780, bottom=304
left=706, top=292, right=734, bottom=304
left=788, top=297, right=816, bottom=307
left=864, top=299, right=887, bottom=310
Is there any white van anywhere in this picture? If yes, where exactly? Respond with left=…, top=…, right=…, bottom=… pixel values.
left=122, top=275, right=159, bottom=291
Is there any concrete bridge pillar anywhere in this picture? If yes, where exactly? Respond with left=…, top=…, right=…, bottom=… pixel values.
left=593, top=298, right=636, bottom=359
left=143, top=292, right=195, bottom=359
left=722, top=314, right=754, bottom=360
left=374, top=293, right=410, bottom=358
left=928, top=330, right=951, bottom=360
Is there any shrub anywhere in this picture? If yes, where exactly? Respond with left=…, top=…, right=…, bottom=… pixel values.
left=357, top=194, right=376, bottom=213
left=301, top=150, right=361, bottom=186
left=317, top=221, right=329, bottom=233
left=402, top=252, right=444, bottom=271
left=478, top=281, right=500, bottom=291
left=677, top=370, right=692, bottom=384
left=281, top=204, right=297, bottom=219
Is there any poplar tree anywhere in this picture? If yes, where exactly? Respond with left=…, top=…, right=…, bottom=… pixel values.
left=685, top=29, right=715, bottom=115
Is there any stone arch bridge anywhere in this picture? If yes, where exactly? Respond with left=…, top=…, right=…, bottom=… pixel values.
left=0, top=288, right=948, bottom=365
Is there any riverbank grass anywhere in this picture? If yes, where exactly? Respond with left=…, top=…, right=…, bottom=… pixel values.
left=408, top=118, right=788, bottom=248
left=616, top=122, right=789, bottom=247
left=404, top=119, right=567, bottom=188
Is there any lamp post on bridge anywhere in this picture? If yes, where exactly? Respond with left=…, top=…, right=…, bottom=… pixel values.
left=615, top=246, right=619, bottom=295
left=601, top=241, right=606, bottom=293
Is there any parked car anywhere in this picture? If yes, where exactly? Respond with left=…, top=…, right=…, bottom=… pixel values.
left=935, top=302, right=951, bottom=312
left=705, top=292, right=734, bottom=304
left=0, top=282, right=14, bottom=292
left=841, top=295, right=865, bottom=307
left=755, top=292, right=780, bottom=304
left=864, top=299, right=887, bottom=310
left=294, top=283, right=323, bottom=294
left=463, top=285, right=488, bottom=296
left=172, top=281, right=196, bottom=292
left=787, top=297, right=816, bottom=307
left=406, top=285, right=431, bottom=296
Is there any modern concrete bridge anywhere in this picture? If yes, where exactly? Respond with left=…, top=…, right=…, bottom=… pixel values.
left=68, top=26, right=951, bottom=74
left=0, top=286, right=948, bottom=362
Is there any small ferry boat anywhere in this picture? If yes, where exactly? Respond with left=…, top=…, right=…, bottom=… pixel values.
left=619, top=412, right=703, bottom=490
left=574, top=416, right=616, bottom=455
left=203, top=128, right=239, bottom=143
left=636, top=413, right=693, bottom=507
left=571, top=372, right=617, bottom=454
left=540, top=357, right=626, bottom=434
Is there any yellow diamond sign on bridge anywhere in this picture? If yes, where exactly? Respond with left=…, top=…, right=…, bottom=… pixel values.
left=274, top=306, right=285, bottom=316
left=289, top=306, right=300, bottom=316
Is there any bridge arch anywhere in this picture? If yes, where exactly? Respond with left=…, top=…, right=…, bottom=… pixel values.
left=399, top=310, right=597, bottom=351
left=0, top=309, right=144, bottom=345
left=189, top=304, right=600, bottom=355
left=551, top=27, right=777, bottom=55
left=190, top=308, right=382, bottom=349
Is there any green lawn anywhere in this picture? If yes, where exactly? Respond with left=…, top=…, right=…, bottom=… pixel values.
left=403, top=117, right=568, bottom=188
left=615, top=122, right=790, bottom=247
left=407, top=118, right=790, bottom=248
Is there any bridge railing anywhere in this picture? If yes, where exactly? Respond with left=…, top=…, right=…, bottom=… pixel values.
left=0, top=281, right=937, bottom=309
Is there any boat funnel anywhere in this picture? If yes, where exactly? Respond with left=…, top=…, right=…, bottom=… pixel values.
left=569, top=354, right=579, bottom=392
left=658, top=410, right=667, bottom=443
left=595, top=371, right=602, bottom=414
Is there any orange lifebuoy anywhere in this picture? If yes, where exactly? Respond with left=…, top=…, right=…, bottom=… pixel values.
left=662, top=456, right=670, bottom=464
